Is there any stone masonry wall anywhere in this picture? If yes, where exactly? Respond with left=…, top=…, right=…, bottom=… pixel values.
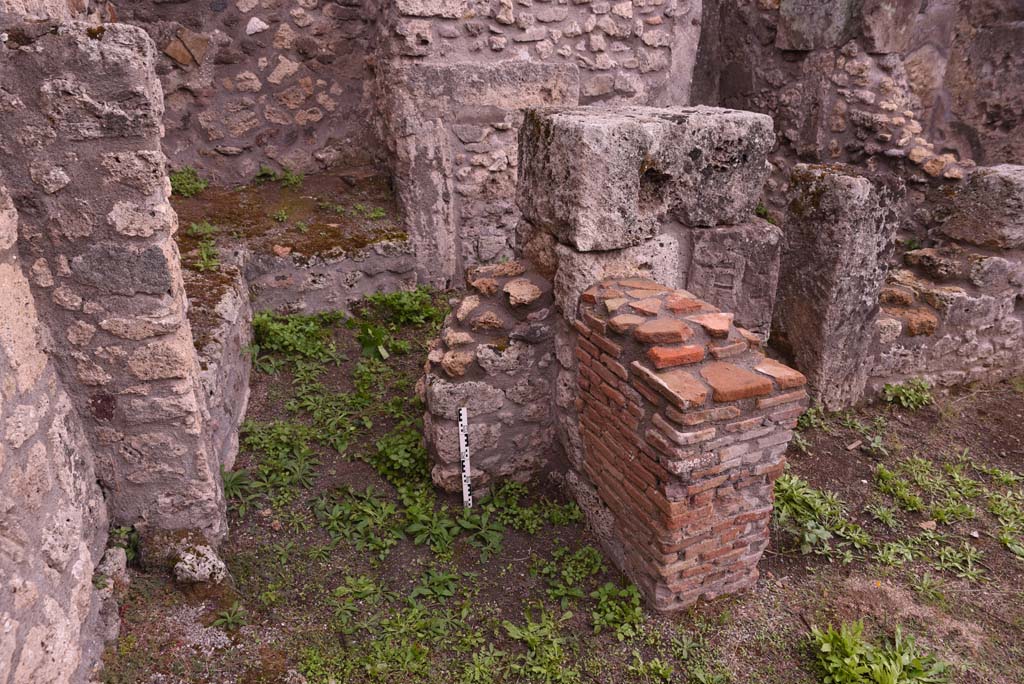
left=869, top=164, right=1024, bottom=391
left=113, top=0, right=381, bottom=183
left=0, top=22, right=227, bottom=540
left=0, top=186, right=109, bottom=684
left=574, top=278, right=807, bottom=610
left=376, top=0, right=706, bottom=286
left=516, top=105, right=782, bottom=335
left=695, top=0, right=1023, bottom=198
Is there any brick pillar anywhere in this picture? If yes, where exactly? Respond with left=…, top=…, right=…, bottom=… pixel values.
left=574, top=278, right=807, bottom=611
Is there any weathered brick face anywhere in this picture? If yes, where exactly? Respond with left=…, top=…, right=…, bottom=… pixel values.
left=574, top=278, right=807, bottom=611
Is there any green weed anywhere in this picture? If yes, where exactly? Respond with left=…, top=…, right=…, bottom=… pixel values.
left=590, top=583, right=643, bottom=641
left=169, top=167, right=207, bottom=197
left=810, top=620, right=948, bottom=683
left=883, top=379, right=933, bottom=410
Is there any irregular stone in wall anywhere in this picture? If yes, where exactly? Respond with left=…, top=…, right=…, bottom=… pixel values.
left=685, top=220, right=782, bottom=337
left=940, top=165, right=1024, bottom=250
left=774, top=164, right=902, bottom=409
left=395, top=0, right=468, bottom=18
left=776, top=0, right=861, bottom=51
left=518, top=106, right=775, bottom=250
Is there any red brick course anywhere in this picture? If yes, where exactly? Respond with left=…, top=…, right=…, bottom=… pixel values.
left=574, top=278, right=807, bottom=612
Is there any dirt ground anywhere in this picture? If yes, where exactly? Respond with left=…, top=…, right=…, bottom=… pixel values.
left=98, top=171, right=1023, bottom=684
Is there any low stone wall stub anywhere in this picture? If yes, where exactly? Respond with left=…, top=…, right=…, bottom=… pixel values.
left=573, top=278, right=807, bottom=611
left=422, top=260, right=559, bottom=491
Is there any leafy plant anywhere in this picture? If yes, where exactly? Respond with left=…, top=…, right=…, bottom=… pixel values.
left=409, top=567, right=459, bottom=604
left=865, top=503, right=898, bottom=529
left=109, top=525, right=140, bottom=565
left=883, top=379, right=933, bottom=410
left=460, top=644, right=506, bottom=684
left=366, top=287, right=444, bottom=327
left=367, top=420, right=429, bottom=486
left=503, top=606, right=580, bottom=684
left=255, top=165, right=280, bottom=183
left=458, top=509, right=504, bottom=561
left=935, top=542, right=985, bottom=581
left=531, top=544, right=605, bottom=608
left=212, top=601, right=247, bottom=632
left=405, top=499, right=460, bottom=556
left=810, top=620, right=948, bottom=684
left=313, top=486, right=405, bottom=562
left=221, top=466, right=256, bottom=517
left=272, top=209, right=289, bottom=223
left=910, top=573, right=947, bottom=608
left=251, top=311, right=343, bottom=364
left=627, top=650, right=674, bottom=682
left=169, top=166, right=208, bottom=197
left=773, top=473, right=871, bottom=557
left=281, top=168, right=304, bottom=188
left=194, top=238, right=220, bottom=272
left=590, top=583, right=643, bottom=641
left=186, top=220, right=218, bottom=237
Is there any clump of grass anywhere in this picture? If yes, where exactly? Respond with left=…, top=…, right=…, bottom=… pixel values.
left=169, top=167, right=208, bottom=197
left=186, top=220, right=218, bottom=237
left=194, top=239, right=220, bottom=272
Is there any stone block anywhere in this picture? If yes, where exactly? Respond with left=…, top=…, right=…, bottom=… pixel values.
left=396, top=0, right=468, bottom=18
left=861, top=0, right=923, bottom=54
left=552, top=233, right=683, bottom=320
left=518, top=106, right=775, bottom=251
left=686, top=220, right=782, bottom=336
left=774, top=165, right=902, bottom=409
left=776, top=0, right=860, bottom=50
left=941, top=165, right=1024, bottom=250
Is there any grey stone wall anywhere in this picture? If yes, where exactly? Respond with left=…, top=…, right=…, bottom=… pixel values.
left=693, top=0, right=1023, bottom=209
left=0, top=22, right=227, bottom=540
left=869, top=164, right=1024, bottom=391
left=0, top=185, right=108, bottom=684
left=114, top=0, right=381, bottom=183
left=376, top=0, right=706, bottom=286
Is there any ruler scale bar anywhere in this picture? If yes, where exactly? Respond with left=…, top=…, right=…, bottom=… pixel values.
left=458, top=407, right=473, bottom=509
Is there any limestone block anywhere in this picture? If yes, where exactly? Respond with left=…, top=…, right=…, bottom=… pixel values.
left=552, top=233, right=682, bottom=320
left=425, top=377, right=505, bottom=419
left=396, top=0, right=468, bottom=18
left=774, top=165, right=902, bottom=409
left=861, top=0, right=922, bottom=54
left=518, top=106, right=775, bottom=251
left=776, top=0, right=860, bottom=50
left=941, top=165, right=1024, bottom=250
left=686, top=220, right=782, bottom=337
